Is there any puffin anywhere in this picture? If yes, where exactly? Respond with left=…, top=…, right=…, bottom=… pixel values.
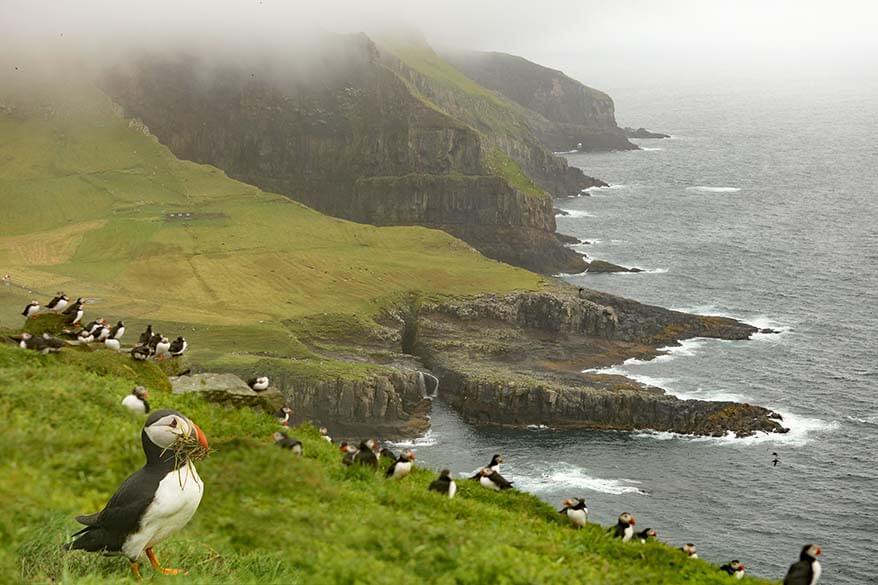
left=636, top=528, right=657, bottom=543
left=153, top=337, right=171, bottom=360
left=96, top=324, right=112, bottom=342
left=610, top=512, right=636, bottom=542
left=385, top=449, right=416, bottom=479
left=109, top=321, right=126, bottom=341
left=470, top=454, right=503, bottom=479
left=681, top=543, right=698, bottom=559
left=558, top=498, right=588, bottom=528
left=340, top=442, right=358, bottom=466
left=21, top=300, right=39, bottom=318
left=772, top=452, right=781, bottom=467
left=168, top=336, right=187, bottom=357
left=428, top=469, right=457, bottom=498
left=319, top=427, right=332, bottom=443
left=46, top=292, right=68, bottom=312
left=147, top=332, right=163, bottom=352
left=84, top=318, right=105, bottom=335
left=65, top=409, right=208, bottom=578
left=105, top=338, right=122, bottom=351
left=131, top=345, right=151, bottom=361
left=15, top=332, right=62, bottom=354
left=478, top=467, right=513, bottom=491
left=275, top=406, right=293, bottom=426
left=379, top=446, right=397, bottom=463
left=272, top=431, right=303, bottom=455
left=122, top=386, right=150, bottom=415
left=138, top=324, right=153, bottom=346
left=62, top=298, right=84, bottom=325
left=783, top=544, right=821, bottom=585
left=720, top=560, right=745, bottom=579
left=247, top=376, right=270, bottom=392
left=353, top=440, right=379, bottom=467
left=77, top=330, right=95, bottom=344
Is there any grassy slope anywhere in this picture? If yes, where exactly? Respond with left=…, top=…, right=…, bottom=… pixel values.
left=0, top=342, right=774, bottom=584
left=0, top=81, right=543, bottom=378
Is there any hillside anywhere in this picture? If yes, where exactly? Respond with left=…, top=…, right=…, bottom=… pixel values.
left=442, top=50, right=636, bottom=152
left=0, top=340, right=775, bottom=584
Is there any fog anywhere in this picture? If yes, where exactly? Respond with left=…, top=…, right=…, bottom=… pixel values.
left=3, top=0, right=877, bottom=90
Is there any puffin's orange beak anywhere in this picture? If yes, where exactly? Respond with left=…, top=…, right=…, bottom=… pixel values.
left=192, top=422, right=208, bottom=449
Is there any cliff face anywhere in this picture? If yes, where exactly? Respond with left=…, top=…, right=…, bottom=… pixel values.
left=442, top=50, right=636, bottom=152
left=101, top=33, right=589, bottom=274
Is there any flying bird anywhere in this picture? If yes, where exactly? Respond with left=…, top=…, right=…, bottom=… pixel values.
left=64, top=410, right=208, bottom=578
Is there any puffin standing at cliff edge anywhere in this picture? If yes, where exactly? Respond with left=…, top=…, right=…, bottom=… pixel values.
left=681, top=543, right=698, bottom=559
left=635, top=528, right=657, bottom=543
left=385, top=449, right=416, bottom=479
left=153, top=337, right=171, bottom=360
left=428, top=469, right=457, bottom=498
left=138, top=324, right=153, bottom=346
left=46, top=292, right=68, bottom=312
left=783, top=544, right=821, bottom=585
left=248, top=376, right=270, bottom=392
left=65, top=409, right=209, bottom=578
left=122, top=386, right=150, bottom=415
left=62, top=297, right=84, bottom=325
left=168, top=336, right=187, bottom=357
left=478, top=467, right=513, bottom=491
left=109, top=321, right=126, bottom=341
left=610, top=512, right=636, bottom=541
left=353, top=440, right=379, bottom=468
left=471, top=454, right=503, bottom=479
left=558, top=498, right=588, bottom=528
left=275, top=406, right=293, bottom=427
left=719, top=560, right=745, bottom=579
left=22, top=300, right=39, bottom=318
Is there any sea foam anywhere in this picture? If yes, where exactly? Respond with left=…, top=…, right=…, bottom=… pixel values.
left=387, top=429, right=437, bottom=448
left=556, top=209, right=595, bottom=218
left=686, top=186, right=742, bottom=193
left=514, top=463, right=648, bottom=496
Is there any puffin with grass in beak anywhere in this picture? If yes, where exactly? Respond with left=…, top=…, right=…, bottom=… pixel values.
left=783, top=544, right=821, bottom=585
left=385, top=449, right=416, bottom=479
left=65, top=409, right=209, bottom=579
left=122, top=386, right=150, bottom=415
left=428, top=469, right=457, bottom=498
left=22, top=300, right=39, bottom=318
left=558, top=498, right=588, bottom=528
left=720, top=560, right=745, bottom=579
left=610, top=512, right=636, bottom=542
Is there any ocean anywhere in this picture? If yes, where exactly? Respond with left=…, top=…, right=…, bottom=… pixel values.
left=398, top=75, right=878, bottom=583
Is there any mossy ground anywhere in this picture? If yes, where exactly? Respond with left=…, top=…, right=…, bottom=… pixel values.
left=0, top=342, right=774, bottom=584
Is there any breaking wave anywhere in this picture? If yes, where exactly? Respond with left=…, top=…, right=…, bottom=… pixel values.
left=515, top=463, right=649, bottom=496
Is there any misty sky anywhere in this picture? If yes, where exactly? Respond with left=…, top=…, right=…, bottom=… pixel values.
left=4, top=0, right=877, bottom=89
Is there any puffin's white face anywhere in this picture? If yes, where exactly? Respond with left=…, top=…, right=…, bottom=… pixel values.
left=619, top=512, right=635, bottom=526
left=806, top=545, right=821, bottom=558
left=402, top=449, right=416, bottom=462
left=144, top=413, right=196, bottom=449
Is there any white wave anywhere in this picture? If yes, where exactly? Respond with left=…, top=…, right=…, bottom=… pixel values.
left=515, top=463, right=648, bottom=496
left=656, top=338, right=707, bottom=359
left=556, top=209, right=595, bottom=218
left=386, top=429, right=437, bottom=448
left=846, top=415, right=878, bottom=425
left=554, top=149, right=579, bottom=155
left=686, top=186, right=742, bottom=193
left=526, top=424, right=552, bottom=431
left=584, top=184, right=627, bottom=193
left=641, top=147, right=664, bottom=151
left=670, top=306, right=792, bottom=338
left=611, top=268, right=669, bottom=275
left=609, top=239, right=628, bottom=244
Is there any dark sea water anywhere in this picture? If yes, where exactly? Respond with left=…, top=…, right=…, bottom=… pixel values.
left=397, top=76, right=878, bottom=583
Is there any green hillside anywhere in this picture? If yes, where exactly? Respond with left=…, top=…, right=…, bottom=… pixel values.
left=0, top=79, right=542, bottom=379
left=0, top=341, right=774, bottom=584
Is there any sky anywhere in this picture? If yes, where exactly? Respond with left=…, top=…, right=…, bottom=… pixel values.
left=3, top=0, right=877, bottom=89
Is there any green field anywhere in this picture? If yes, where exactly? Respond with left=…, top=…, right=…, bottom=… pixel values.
left=0, top=341, right=775, bottom=584
left=0, top=80, right=544, bottom=379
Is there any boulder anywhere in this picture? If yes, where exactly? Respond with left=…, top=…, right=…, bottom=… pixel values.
left=170, top=373, right=284, bottom=412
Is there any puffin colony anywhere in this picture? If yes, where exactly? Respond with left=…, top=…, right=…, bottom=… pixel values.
left=14, top=293, right=824, bottom=582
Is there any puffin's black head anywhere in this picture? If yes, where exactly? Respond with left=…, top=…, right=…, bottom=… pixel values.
left=800, top=544, right=821, bottom=560
left=728, top=560, right=744, bottom=572
left=478, top=467, right=494, bottom=478
left=618, top=512, right=635, bottom=526
left=142, top=409, right=208, bottom=462
left=439, top=469, right=451, bottom=478
left=683, top=543, right=697, bottom=556
left=490, top=454, right=503, bottom=466
left=400, top=449, right=416, bottom=462
left=132, top=385, right=149, bottom=400
left=318, top=426, right=328, bottom=435
left=272, top=431, right=288, bottom=442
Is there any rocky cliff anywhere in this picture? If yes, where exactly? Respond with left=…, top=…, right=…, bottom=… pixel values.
left=442, top=50, right=636, bottom=152
left=101, top=33, right=592, bottom=273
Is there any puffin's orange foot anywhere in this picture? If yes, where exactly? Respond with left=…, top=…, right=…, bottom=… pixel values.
left=145, top=547, right=188, bottom=576
left=129, top=561, right=142, bottom=579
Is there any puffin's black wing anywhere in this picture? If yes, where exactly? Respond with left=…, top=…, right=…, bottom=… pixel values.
left=428, top=477, right=448, bottom=493
left=492, top=471, right=513, bottom=489
left=385, top=461, right=398, bottom=478
left=719, top=564, right=734, bottom=575
left=66, top=465, right=163, bottom=553
left=610, top=523, right=626, bottom=539
left=782, top=560, right=812, bottom=585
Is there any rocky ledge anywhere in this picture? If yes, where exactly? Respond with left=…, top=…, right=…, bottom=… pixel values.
left=623, top=127, right=671, bottom=139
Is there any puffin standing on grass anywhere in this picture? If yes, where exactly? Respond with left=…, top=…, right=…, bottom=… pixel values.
left=681, top=543, right=698, bottom=559
left=105, top=337, right=122, bottom=351
left=65, top=409, right=209, bottom=578
left=122, top=386, right=150, bottom=415
left=46, top=292, right=68, bottom=312
left=610, top=512, right=636, bottom=542
left=428, top=469, right=457, bottom=498
left=385, top=449, right=416, bottom=479
left=783, top=544, right=821, bottom=585
left=478, top=467, right=513, bottom=491
left=558, top=498, right=588, bottom=528
left=353, top=440, right=379, bottom=468
left=319, top=427, right=332, bottom=443
left=272, top=431, right=303, bottom=455
left=636, top=528, right=657, bottom=543
left=62, top=298, right=84, bottom=325
left=131, top=345, right=151, bottom=361
left=470, top=454, right=503, bottom=479
left=247, top=376, right=270, bottom=392
left=138, top=325, right=153, bottom=346
left=153, top=337, right=171, bottom=360
left=275, top=406, right=293, bottom=427
left=109, top=321, right=126, bottom=341
left=719, top=560, right=745, bottom=579
left=21, top=300, right=39, bottom=318
left=168, top=336, right=187, bottom=357
left=340, top=442, right=358, bottom=466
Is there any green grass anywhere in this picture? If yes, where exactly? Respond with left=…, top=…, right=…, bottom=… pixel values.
left=0, top=342, right=775, bottom=584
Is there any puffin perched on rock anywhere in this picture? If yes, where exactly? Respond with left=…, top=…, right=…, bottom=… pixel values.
left=428, top=469, right=457, bottom=498
left=610, top=512, right=636, bottom=541
left=168, top=336, right=187, bottom=357
left=46, top=292, right=68, bottom=312
left=783, top=544, right=821, bottom=585
left=62, top=297, right=84, bottom=325
left=385, top=449, right=415, bottom=479
left=558, top=498, right=588, bottom=528
left=681, top=543, right=698, bottom=559
left=122, top=386, right=150, bottom=415
left=720, top=560, right=745, bottom=579
left=21, top=300, right=39, bottom=318
left=272, top=431, right=303, bottom=455
left=65, top=409, right=208, bottom=578
left=247, top=376, right=270, bottom=392
left=478, top=467, right=513, bottom=491
left=153, top=337, right=171, bottom=360
left=636, top=528, right=657, bottom=543
left=470, top=454, right=503, bottom=479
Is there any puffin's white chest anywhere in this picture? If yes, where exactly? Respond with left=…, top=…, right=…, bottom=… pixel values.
left=480, top=476, right=500, bottom=491
left=810, top=561, right=821, bottom=585
left=447, top=480, right=457, bottom=499
left=734, top=569, right=744, bottom=580
left=121, top=394, right=147, bottom=415
left=622, top=525, right=633, bottom=542
left=567, top=508, right=588, bottom=527
left=54, top=300, right=68, bottom=312
left=123, top=465, right=203, bottom=559
left=391, top=461, right=412, bottom=479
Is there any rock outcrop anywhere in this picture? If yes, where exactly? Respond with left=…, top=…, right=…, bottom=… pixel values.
left=586, top=259, right=642, bottom=273
left=623, top=127, right=670, bottom=139
left=442, top=50, right=636, bottom=153
left=170, top=373, right=285, bottom=412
